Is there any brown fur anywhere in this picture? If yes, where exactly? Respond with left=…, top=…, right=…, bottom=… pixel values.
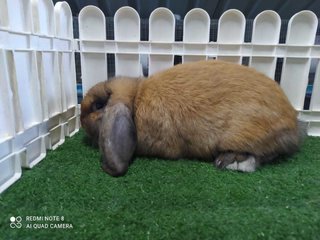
left=81, top=60, right=301, bottom=173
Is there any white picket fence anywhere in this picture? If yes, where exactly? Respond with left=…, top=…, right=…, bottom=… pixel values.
left=0, top=1, right=320, bottom=193
left=0, top=0, right=78, bottom=193
left=78, top=6, right=320, bottom=130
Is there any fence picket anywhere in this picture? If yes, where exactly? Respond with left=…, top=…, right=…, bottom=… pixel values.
left=183, top=8, right=210, bottom=63
left=114, top=7, right=141, bottom=77
left=0, top=49, right=15, bottom=149
left=79, top=6, right=108, bottom=95
left=54, top=2, right=78, bottom=136
left=250, top=10, right=280, bottom=79
left=149, top=8, right=175, bottom=75
left=310, top=61, right=320, bottom=111
left=54, top=2, right=73, bottom=39
left=31, top=0, right=55, bottom=36
left=280, top=10, right=318, bottom=110
left=217, top=9, right=245, bottom=64
left=7, top=0, right=32, bottom=33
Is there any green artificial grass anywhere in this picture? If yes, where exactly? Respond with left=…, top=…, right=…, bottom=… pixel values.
left=0, top=129, right=319, bottom=240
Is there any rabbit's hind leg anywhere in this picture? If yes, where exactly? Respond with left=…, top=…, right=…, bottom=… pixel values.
left=214, top=152, right=257, bottom=172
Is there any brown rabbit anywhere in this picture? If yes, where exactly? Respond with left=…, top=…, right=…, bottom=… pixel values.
left=81, top=60, right=304, bottom=177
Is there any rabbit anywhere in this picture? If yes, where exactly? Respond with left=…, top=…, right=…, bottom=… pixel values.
left=80, top=60, right=305, bottom=177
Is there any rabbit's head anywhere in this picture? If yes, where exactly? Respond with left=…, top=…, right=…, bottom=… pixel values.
left=80, top=78, right=139, bottom=176
left=80, top=82, right=111, bottom=144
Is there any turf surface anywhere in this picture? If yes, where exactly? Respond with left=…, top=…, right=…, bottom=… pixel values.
left=0, top=130, right=320, bottom=239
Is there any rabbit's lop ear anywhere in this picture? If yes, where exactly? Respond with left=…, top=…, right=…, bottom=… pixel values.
left=99, top=102, right=137, bottom=177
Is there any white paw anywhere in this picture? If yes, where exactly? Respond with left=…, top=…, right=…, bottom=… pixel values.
left=225, top=161, right=238, bottom=170
left=238, top=156, right=256, bottom=172
left=226, top=156, right=256, bottom=172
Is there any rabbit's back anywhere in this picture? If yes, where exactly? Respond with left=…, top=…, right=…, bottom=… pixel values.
left=134, top=60, right=298, bottom=160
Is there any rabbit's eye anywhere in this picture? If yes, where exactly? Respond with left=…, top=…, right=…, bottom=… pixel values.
left=92, top=101, right=106, bottom=111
